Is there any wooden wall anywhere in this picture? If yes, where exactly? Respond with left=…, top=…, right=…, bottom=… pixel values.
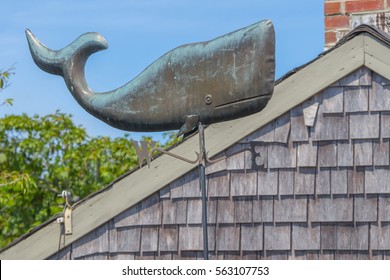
left=50, top=67, right=390, bottom=260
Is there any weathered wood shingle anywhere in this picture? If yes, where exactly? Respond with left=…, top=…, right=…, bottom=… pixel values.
left=207, top=171, right=230, bottom=197
left=248, top=113, right=290, bottom=144
left=347, top=167, right=365, bottom=194
left=207, top=199, right=217, bottom=224
left=234, top=197, right=253, bottom=223
left=310, top=112, right=349, bottom=141
left=114, top=205, right=140, bottom=228
left=292, top=223, right=320, bottom=250
left=274, top=197, right=307, bottom=222
left=179, top=226, right=203, bottom=251
left=75, top=253, right=108, bottom=260
left=380, top=112, right=390, bottom=138
left=217, top=199, right=234, bottom=224
left=309, top=196, right=353, bottom=222
left=187, top=199, right=202, bottom=224
left=170, top=177, right=184, bottom=199
left=207, top=225, right=216, bottom=251
left=205, top=152, right=227, bottom=175
left=240, top=224, right=263, bottom=251
left=141, top=227, right=159, bottom=252
left=379, top=195, right=390, bottom=222
left=303, top=102, right=319, bottom=127
left=290, top=106, right=309, bottom=142
left=373, top=139, right=390, bottom=166
left=354, top=195, right=378, bottom=222
left=109, top=253, right=135, bottom=260
left=350, top=113, right=379, bottom=139
left=354, top=140, right=373, bottom=166
left=370, top=74, right=390, bottom=111
left=318, top=142, right=337, bottom=167
left=258, top=170, right=278, bottom=196
left=182, top=170, right=201, bottom=198
left=370, top=223, right=390, bottom=250
left=216, top=226, right=240, bottom=251
left=72, top=224, right=109, bottom=259
left=297, top=141, right=318, bottom=167
left=231, top=171, right=257, bottom=196
left=116, top=227, right=141, bottom=252
left=260, top=198, right=274, bottom=222
left=264, top=224, right=291, bottom=250
left=338, top=141, right=354, bottom=167
left=338, top=67, right=371, bottom=86
left=175, top=199, right=187, bottom=224
left=278, top=169, right=295, bottom=195
left=294, top=168, right=315, bottom=195
left=226, top=150, right=246, bottom=170
left=249, top=121, right=275, bottom=142
left=321, top=224, right=337, bottom=250
left=159, top=226, right=178, bottom=252
left=138, top=194, right=162, bottom=225
left=337, top=224, right=369, bottom=250
left=252, top=197, right=274, bottom=223
left=322, top=87, right=343, bottom=113
left=268, top=143, right=296, bottom=168
left=344, top=87, right=368, bottom=112
left=316, top=168, right=331, bottom=195
left=330, top=168, right=348, bottom=194
left=273, top=113, right=291, bottom=143
left=162, top=199, right=176, bottom=225
left=365, top=167, right=390, bottom=193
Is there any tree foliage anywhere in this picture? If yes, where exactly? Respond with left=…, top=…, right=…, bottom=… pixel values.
left=0, top=67, right=14, bottom=106
left=0, top=112, right=176, bottom=248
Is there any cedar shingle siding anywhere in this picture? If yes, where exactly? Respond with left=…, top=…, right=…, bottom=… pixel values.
left=51, top=67, right=390, bottom=260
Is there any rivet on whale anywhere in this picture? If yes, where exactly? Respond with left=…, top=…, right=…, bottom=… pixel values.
left=26, top=20, right=275, bottom=135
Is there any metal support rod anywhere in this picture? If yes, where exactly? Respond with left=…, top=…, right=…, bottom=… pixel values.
left=198, top=122, right=209, bottom=260
left=135, top=122, right=215, bottom=259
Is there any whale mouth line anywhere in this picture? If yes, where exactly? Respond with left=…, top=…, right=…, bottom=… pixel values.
left=215, top=94, right=270, bottom=109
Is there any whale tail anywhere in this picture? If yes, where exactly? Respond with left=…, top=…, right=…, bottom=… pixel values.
left=25, top=29, right=108, bottom=79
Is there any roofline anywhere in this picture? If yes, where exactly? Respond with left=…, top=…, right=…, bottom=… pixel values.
left=2, top=30, right=390, bottom=260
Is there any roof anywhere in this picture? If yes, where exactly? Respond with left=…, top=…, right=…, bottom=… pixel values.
left=2, top=25, right=390, bottom=259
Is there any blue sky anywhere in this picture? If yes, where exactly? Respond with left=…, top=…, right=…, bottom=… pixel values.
left=0, top=0, right=323, bottom=141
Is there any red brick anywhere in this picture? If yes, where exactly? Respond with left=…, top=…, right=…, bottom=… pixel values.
left=325, top=31, right=337, bottom=45
left=345, top=0, right=384, bottom=13
left=325, top=15, right=350, bottom=29
left=325, top=2, right=342, bottom=15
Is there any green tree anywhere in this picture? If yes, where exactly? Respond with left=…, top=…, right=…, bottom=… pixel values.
left=1, top=67, right=36, bottom=232
left=0, top=67, right=14, bottom=106
left=0, top=112, right=176, bottom=248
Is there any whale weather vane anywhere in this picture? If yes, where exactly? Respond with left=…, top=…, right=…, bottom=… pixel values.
left=26, top=19, right=275, bottom=259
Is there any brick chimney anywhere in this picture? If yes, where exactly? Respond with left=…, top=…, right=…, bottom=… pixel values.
left=325, top=0, right=390, bottom=49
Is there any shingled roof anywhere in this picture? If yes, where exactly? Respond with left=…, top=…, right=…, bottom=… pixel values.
left=2, top=25, right=390, bottom=260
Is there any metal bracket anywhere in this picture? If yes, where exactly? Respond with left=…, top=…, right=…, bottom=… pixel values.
left=64, top=207, right=73, bottom=235
left=56, top=208, right=73, bottom=235
left=131, top=141, right=226, bottom=168
left=56, top=190, right=75, bottom=235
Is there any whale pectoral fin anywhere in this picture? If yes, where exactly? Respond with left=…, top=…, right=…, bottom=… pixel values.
left=178, top=115, right=199, bottom=137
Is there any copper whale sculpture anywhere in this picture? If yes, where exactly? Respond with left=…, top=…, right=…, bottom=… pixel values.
left=26, top=20, right=275, bottom=134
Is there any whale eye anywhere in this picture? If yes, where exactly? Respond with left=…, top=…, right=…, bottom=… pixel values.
left=205, top=95, right=212, bottom=105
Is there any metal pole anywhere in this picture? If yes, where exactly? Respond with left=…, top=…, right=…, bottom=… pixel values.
left=198, top=122, right=209, bottom=260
